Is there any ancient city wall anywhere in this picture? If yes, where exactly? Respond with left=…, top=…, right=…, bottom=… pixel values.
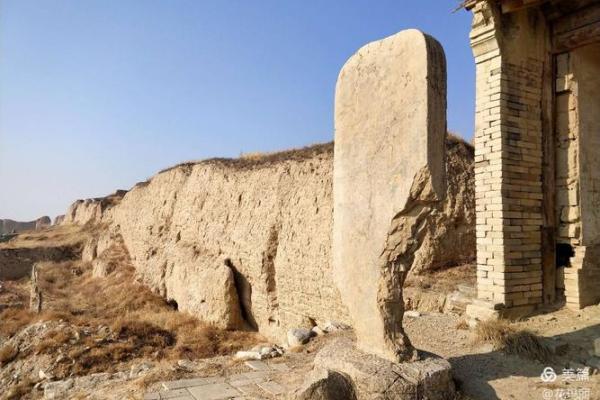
left=0, top=217, right=51, bottom=235
left=62, top=138, right=474, bottom=340
left=0, top=245, right=81, bottom=280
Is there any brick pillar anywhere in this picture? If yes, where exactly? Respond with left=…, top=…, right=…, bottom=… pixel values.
left=468, top=1, right=547, bottom=321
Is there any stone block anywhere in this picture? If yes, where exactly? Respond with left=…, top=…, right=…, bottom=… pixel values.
left=313, top=338, right=455, bottom=400
left=256, top=380, right=286, bottom=396
left=293, top=368, right=357, bottom=400
left=333, top=29, right=446, bottom=362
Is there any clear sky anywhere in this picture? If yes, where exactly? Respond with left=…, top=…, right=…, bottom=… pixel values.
left=0, top=0, right=475, bottom=221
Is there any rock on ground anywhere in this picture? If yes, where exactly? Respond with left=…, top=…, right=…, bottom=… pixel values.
left=313, top=338, right=455, bottom=400
left=292, top=368, right=357, bottom=400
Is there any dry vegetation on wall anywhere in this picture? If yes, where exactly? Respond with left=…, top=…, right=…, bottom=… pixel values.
left=159, top=142, right=334, bottom=174
left=0, top=255, right=262, bottom=398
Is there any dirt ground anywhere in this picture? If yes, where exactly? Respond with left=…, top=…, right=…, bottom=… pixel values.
left=2, top=227, right=600, bottom=400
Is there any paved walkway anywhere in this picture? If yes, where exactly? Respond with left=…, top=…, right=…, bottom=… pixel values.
left=144, top=360, right=293, bottom=400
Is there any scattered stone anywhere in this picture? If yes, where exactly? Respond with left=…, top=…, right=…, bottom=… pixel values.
left=38, top=369, right=52, bottom=380
left=129, top=362, right=153, bottom=378
left=294, top=368, right=357, bottom=400
left=235, top=350, right=262, bottom=360
left=404, top=310, right=421, bottom=318
left=287, top=328, right=314, bottom=347
left=44, top=379, right=74, bottom=400
left=321, top=321, right=350, bottom=333
left=111, top=371, right=129, bottom=381
left=236, top=344, right=283, bottom=360
left=176, top=359, right=196, bottom=371
left=312, top=326, right=325, bottom=336
left=444, top=290, right=473, bottom=314
left=97, top=325, right=111, bottom=337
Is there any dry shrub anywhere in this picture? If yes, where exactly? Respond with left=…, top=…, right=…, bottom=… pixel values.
left=35, top=328, right=74, bottom=354
left=455, top=320, right=469, bottom=330
left=4, top=378, right=35, bottom=400
left=0, top=308, right=36, bottom=337
left=128, top=310, right=258, bottom=360
left=0, top=343, right=18, bottom=365
left=112, top=319, right=176, bottom=348
left=475, top=319, right=552, bottom=362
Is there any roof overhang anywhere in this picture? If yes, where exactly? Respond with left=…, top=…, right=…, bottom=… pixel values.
left=463, top=0, right=600, bottom=16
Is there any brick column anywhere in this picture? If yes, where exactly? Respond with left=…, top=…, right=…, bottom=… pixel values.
left=468, top=1, right=546, bottom=321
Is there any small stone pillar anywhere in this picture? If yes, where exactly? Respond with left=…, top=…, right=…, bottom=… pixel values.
left=30, top=263, right=43, bottom=314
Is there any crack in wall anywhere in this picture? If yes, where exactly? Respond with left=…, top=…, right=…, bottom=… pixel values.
left=262, top=223, right=281, bottom=327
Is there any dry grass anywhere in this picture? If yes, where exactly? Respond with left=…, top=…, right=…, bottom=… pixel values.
left=0, top=224, right=92, bottom=250
left=0, top=257, right=262, bottom=380
left=159, top=142, right=334, bottom=175
left=0, top=308, right=36, bottom=338
left=455, top=320, right=469, bottom=330
left=474, top=319, right=553, bottom=363
left=0, top=344, right=18, bottom=365
left=406, top=263, right=476, bottom=292
left=3, top=377, right=35, bottom=400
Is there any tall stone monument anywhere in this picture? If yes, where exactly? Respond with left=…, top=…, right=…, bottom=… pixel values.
left=333, top=29, right=447, bottom=362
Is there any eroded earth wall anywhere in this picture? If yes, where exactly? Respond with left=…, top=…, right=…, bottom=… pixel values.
left=62, top=138, right=474, bottom=340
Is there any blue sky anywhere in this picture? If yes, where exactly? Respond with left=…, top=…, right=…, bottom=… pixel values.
left=0, top=1, right=474, bottom=220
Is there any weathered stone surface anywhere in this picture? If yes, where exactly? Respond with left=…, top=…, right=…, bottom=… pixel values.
left=171, top=261, right=244, bottom=330
left=333, top=29, right=447, bottom=362
left=82, top=238, right=98, bottom=262
left=293, top=368, right=357, bottom=400
left=314, top=338, right=454, bottom=400
left=44, top=379, right=74, bottom=399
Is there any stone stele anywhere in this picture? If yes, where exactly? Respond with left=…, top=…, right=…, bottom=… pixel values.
left=333, top=29, right=447, bottom=362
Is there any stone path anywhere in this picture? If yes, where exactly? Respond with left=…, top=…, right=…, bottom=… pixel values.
left=144, top=360, right=292, bottom=400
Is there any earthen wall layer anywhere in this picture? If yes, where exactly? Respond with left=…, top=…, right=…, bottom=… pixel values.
left=63, top=140, right=474, bottom=339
